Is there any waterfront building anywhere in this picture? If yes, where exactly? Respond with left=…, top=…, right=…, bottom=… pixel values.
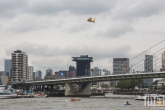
left=28, top=66, right=33, bottom=81
left=33, top=72, right=35, bottom=81
left=162, top=51, right=165, bottom=68
left=0, top=75, right=8, bottom=85
left=112, top=58, right=130, bottom=87
left=113, top=58, right=130, bottom=74
left=91, top=67, right=102, bottom=87
left=68, top=65, right=76, bottom=78
left=44, top=74, right=62, bottom=80
left=46, top=68, right=53, bottom=76
left=0, top=71, right=5, bottom=76
left=91, top=67, right=101, bottom=76
left=143, top=55, right=153, bottom=85
left=4, top=59, right=12, bottom=77
left=55, top=70, right=68, bottom=78
left=11, top=50, right=28, bottom=81
left=35, top=70, right=42, bottom=80
left=72, top=55, right=93, bottom=76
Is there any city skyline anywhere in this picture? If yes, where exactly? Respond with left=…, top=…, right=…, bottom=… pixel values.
left=0, top=0, right=165, bottom=73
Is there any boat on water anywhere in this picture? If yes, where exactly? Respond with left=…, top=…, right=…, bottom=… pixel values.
left=124, top=103, right=131, bottom=106
left=135, top=93, right=164, bottom=101
left=34, top=94, right=47, bottom=98
left=70, top=98, right=81, bottom=102
left=0, top=90, right=19, bottom=99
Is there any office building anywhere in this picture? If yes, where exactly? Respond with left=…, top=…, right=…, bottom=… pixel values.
left=4, top=59, right=12, bottom=77
left=46, top=68, right=53, bottom=76
left=72, top=55, right=93, bottom=76
left=33, top=72, right=35, bottom=80
left=68, top=65, right=76, bottom=77
left=28, top=66, right=33, bottom=81
left=113, top=58, right=130, bottom=74
left=91, top=67, right=101, bottom=76
left=90, top=67, right=102, bottom=87
left=0, top=75, right=8, bottom=85
left=35, top=70, right=42, bottom=80
left=162, top=51, right=165, bottom=68
left=112, top=58, right=129, bottom=87
left=0, top=71, right=5, bottom=76
left=11, top=50, right=28, bottom=81
left=144, top=55, right=153, bottom=85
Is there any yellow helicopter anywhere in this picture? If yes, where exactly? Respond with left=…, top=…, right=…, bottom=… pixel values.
left=87, top=17, right=95, bottom=23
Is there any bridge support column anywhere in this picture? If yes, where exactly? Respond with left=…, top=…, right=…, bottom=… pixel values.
left=29, top=85, right=33, bottom=90
left=65, top=83, right=91, bottom=97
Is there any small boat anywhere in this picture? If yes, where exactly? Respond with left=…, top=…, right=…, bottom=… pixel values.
left=124, top=103, right=131, bottom=106
left=34, top=94, right=47, bottom=98
left=70, top=98, right=81, bottom=102
left=135, top=94, right=147, bottom=100
left=0, top=90, right=18, bottom=99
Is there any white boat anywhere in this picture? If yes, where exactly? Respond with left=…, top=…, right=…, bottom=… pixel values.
left=0, top=90, right=18, bottom=99
left=135, top=94, right=147, bottom=100
left=135, top=93, right=164, bottom=101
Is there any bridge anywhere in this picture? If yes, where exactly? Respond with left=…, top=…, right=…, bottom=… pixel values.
left=12, top=72, right=165, bottom=97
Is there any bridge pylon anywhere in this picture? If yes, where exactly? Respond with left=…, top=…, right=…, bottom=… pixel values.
left=65, top=83, right=91, bottom=97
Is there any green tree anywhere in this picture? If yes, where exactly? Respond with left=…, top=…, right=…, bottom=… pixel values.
left=101, top=84, right=109, bottom=88
left=117, top=79, right=144, bottom=91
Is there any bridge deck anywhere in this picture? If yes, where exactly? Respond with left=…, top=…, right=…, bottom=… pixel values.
left=12, top=72, right=165, bottom=86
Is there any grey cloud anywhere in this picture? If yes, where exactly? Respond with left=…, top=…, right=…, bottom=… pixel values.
left=6, top=42, right=131, bottom=59
left=31, top=57, right=67, bottom=70
left=112, top=0, right=165, bottom=21
left=65, top=23, right=93, bottom=33
left=0, top=0, right=115, bottom=19
left=9, top=15, right=55, bottom=32
left=5, top=42, right=132, bottom=73
left=64, top=44, right=132, bottom=59
left=96, top=22, right=134, bottom=38
left=6, top=43, right=61, bottom=57
left=27, top=0, right=116, bottom=15
left=0, top=0, right=27, bottom=18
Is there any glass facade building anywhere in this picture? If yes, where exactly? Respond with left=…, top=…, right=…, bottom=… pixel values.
left=143, top=55, right=153, bottom=85
left=4, top=59, right=12, bottom=77
left=113, top=58, right=130, bottom=74
left=46, top=68, right=53, bottom=76
left=72, top=55, right=93, bottom=76
left=112, top=58, right=129, bottom=87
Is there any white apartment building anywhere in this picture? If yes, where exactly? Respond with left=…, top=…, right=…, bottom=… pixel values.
left=11, top=50, right=28, bottom=81
left=28, top=66, right=33, bottom=81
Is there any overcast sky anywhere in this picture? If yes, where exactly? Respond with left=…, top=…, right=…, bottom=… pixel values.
left=0, top=0, right=165, bottom=76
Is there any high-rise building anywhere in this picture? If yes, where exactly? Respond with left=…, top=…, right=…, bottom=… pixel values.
left=33, top=72, right=35, bottom=80
left=0, top=71, right=5, bottom=76
left=162, top=51, right=165, bottom=68
left=72, top=55, right=93, bottom=76
left=11, top=50, right=28, bottom=81
left=91, top=67, right=101, bottom=76
left=144, top=55, right=153, bottom=85
left=35, top=70, right=42, bottom=80
left=4, top=59, right=12, bottom=77
left=112, top=58, right=129, bottom=87
left=28, top=66, right=33, bottom=81
left=68, top=65, right=76, bottom=77
left=91, top=67, right=102, bottom=87
left=46, top=68, right=53, bottom=76
left=144, top=55, right=153, bottom=72
left=113, top=58, right=130, bottom=74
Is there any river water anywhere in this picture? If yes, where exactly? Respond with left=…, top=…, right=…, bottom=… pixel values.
left=0, top=94, right=159, bottom=110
